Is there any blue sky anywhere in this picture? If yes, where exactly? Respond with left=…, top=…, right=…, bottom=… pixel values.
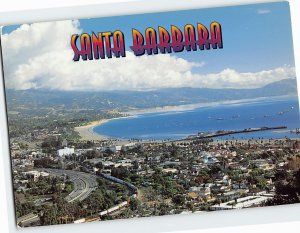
left=1, top=1, right=296, bottom=91
left=75, top=1, right=295, bottom=74
left=3, top=1, right=295, bottom=74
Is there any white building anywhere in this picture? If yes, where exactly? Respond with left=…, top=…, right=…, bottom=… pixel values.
left=101, top=145, right=122, bottom=153
left=57, top=147, right=75, bottom=157
left=22, top=170, right=49, bottom=182
left=201, top=152, right=219, bottom=165
left=162, top=168, right=178, bottom=174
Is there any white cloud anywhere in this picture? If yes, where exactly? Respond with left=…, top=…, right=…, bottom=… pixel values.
left=257, top=9, right=271, bottom=14
left=1, top=20, right=295, bottom=91
left=192, top=66, right=295, bottom=89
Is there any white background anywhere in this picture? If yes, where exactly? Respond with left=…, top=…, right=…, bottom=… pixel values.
left=0, top=0, right=300, bottom=232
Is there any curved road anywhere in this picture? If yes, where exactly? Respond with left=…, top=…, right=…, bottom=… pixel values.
left=44, top=169, right=98, bottom=203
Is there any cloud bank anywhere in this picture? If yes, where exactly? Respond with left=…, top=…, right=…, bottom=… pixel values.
left=2, top=20, right=295, bottom=91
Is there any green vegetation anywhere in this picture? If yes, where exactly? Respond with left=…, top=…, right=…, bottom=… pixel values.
left=266, top=169, right=300, bottom=206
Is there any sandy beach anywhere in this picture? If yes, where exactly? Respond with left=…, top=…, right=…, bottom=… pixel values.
left=74, top=115, right=135, bottom=141
left=122, top=95, right=293, bottom=116
left=74, top=119, right=109, bottom=141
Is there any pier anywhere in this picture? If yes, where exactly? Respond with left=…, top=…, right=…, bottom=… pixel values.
left=193, top=126, right=287, bottom=139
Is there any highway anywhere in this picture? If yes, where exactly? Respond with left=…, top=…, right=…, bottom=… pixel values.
left=44, top=169, right=98, bottom=203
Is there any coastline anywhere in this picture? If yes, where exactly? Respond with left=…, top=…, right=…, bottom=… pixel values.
left=74, top=115, right=135, bottom=141
left=74, top=95, right=298, bottom=141
left=74, top=119, right=110, bottom=141
left=122, top=95, right=297, bottom=116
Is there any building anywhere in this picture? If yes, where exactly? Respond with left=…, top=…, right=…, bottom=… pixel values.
left=57, top=147, right=75, bottom=157
left=210, top=195, right=272, bottom=210
left=101, top=145, right=122, bottom=153
left=22, top=170, right=49, bottom=182
left=122, top=142, right=138, bottom=151
left=218, top=189, right=248, bottom=201
left=188, top=186, right=211, bottom=198
left=201, top=152, right=219, bottom=165
left=162, top=168, right=178, bottom=174
left=62, top=139, right=68, bottom=147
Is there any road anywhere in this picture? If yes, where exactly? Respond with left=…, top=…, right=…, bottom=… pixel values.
left=44, top=169, right=98, bottom=203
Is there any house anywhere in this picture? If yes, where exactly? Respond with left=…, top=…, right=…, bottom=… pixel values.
left=201, top=152, right=219, bottom=165
left=188, top=186, right=211, bottom=198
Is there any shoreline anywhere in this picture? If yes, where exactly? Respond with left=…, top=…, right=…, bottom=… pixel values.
left=74, top=95, right=298, bottom=141
left=74, top=119, right=110, bottom=141
left=122, top=95, right=297, bottom=115
left=74, top=116, right=136, bottom=141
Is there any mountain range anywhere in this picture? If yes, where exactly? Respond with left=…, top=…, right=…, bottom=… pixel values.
left=5, top=78, right=298, bottom=112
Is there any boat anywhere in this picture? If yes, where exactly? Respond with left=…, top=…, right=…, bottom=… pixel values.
left=232, top=115, right=240, bottom=119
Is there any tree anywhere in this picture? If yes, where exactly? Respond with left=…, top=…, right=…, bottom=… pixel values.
left=40, top=205, right=59, bottom=225
left=265, top=169, right=300, bottom=206
left=172, top=194, right=185, bottom=206
left=158, top=203, right=170, bottom=216
left=111, top=167, right=130, bottom=180
left=38, top=179, right=49, bottom=195
left=84, top=189, right=106, bottom=215
left=129, top=197, right=140, bottom=211
left=64, top=181, right=74, bottom=194
left=96, top=178, right=106, bottom=188
left=15, top=201, right=36, bottom=218
left=274, top=169, right=288, bottom=181
left=186, top=202, right=195, bottom=212
left=95, top=162, right=103, bottom=170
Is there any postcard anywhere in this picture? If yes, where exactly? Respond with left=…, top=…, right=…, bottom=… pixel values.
left=0, top=1, right=299, bottom=228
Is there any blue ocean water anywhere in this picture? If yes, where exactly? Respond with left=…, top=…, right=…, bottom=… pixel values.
left=94, top=96, right=300, bottom=140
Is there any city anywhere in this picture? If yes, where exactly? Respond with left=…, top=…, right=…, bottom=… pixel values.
left=10, top=118, right=300, bottom=227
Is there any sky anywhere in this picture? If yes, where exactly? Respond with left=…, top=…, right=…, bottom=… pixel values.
left=0, top=1, right=296, bottom=91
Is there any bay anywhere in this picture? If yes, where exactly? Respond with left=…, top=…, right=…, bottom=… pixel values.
left=93, top=96, right=300, bottom=140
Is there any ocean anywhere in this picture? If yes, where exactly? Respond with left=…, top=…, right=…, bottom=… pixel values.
left=93, top=96, right=300, bottom=140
